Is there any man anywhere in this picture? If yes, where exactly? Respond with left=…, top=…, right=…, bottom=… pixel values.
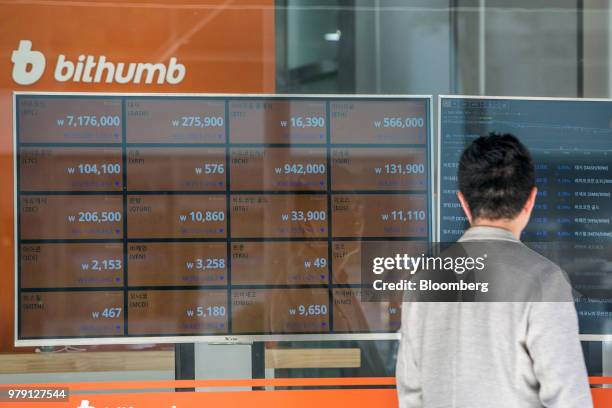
left=396, top=134, right=592, bottom=407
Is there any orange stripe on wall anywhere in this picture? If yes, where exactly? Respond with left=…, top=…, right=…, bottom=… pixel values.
left=0, top=388, right=611, bottom=408
left=592, top=388, right=612, bottom=407
left=0, top=389, right=397, bottom=408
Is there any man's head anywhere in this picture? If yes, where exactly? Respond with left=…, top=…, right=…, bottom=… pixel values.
left=456, top=133, right=537, bottom=237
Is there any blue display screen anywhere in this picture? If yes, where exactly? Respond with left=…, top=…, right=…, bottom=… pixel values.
left=439, top=97, right=611, bottom=335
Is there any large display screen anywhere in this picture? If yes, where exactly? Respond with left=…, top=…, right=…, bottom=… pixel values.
left=15, top=93, right=432, bottom=345
left=439, top=96, right=611, bottom=336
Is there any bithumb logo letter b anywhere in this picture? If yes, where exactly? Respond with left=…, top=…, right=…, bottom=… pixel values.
left=76, top=399, right=137, bottom=408
left=12, top=40, right=186, bottom=85
left=12, top=40, right=46, bottom=85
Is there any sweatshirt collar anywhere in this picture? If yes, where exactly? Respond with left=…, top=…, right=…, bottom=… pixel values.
left=458, top=225, right=519, bottom=242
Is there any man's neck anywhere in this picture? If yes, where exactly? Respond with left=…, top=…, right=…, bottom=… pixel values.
left=470, top=219, right=523, bottom=240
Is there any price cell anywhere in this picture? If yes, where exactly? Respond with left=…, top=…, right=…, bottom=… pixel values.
left=231, top=241, right=329, bottom=285
left=18, top=97, right=122, bottom=144
left=127, top=195, right=227, bottom=239
left=20, top=146, right=122, bottom=191
left=127, top=290, right=228, bottom=335
left=231, top=194, right=328, bottom=238
left=21, top=243, right=123, bottom=288
left=127, top=147, right=226, bottom=191
left=128, top=242, right=227, bottom=286
left=232, top=288, right=330, bottom=333
left=332, top=194, right=428, bottom=237
left=230, top=147, right=326, bottom=191
left=229, top=100, right=326, bottom=144
left=330, top=100, right=427, bottom=144
left=331, top=147, right=427, bottom=191
left=126, top=99, right=226, bottom=144
left=20, top=291, right=124, bottom=338
left=20, top=195, right=123, bottom=240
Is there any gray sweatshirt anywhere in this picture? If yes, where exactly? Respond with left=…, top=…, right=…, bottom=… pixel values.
left=396, top=226, right=593, bottom=408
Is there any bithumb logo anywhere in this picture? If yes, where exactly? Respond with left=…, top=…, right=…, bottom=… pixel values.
left=12, top=40, right=186, bottom=85
left=77, top=400, right=137, bottom=408
left=77, top=399, right=179, bottom=408
left=11, top=40, right=46, bottom=85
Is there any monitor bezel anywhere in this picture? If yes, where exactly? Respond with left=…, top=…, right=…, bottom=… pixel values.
left=13, top=91, right=434, bottom=346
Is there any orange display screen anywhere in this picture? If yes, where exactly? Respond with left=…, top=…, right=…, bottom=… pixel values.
left=15, top=94, right=431, bottom=343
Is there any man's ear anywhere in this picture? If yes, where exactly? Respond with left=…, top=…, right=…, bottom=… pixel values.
left=457, top=191, right=473, bottom=224
left=523, top=186, right=538, bottom=215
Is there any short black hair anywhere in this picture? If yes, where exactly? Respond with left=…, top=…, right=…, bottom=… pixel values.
left=458, top=133, right=535, bottom=220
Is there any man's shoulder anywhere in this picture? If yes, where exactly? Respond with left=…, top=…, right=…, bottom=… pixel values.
left=518, top=243, right=563, bottom=274
left=455, top=238, right=571, bottom=301
left=511, top=243, right=573, bottom=301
